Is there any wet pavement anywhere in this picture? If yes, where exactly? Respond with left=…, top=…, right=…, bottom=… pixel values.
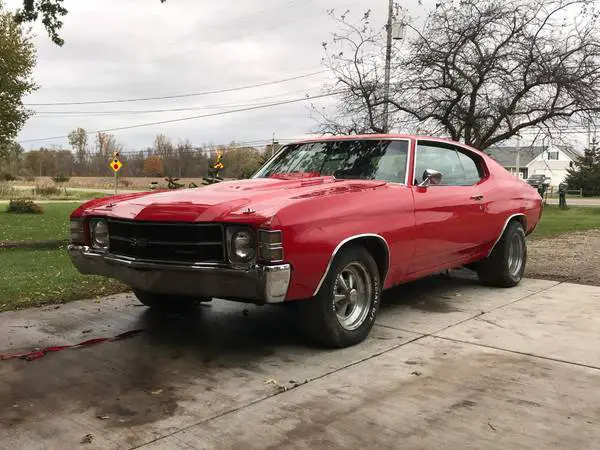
left=1, top=272, right=599, bottom=449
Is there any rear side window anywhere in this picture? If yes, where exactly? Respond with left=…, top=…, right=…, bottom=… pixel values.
left=414, top=142, right=484, bottom=186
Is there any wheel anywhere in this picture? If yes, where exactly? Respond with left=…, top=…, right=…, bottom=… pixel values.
left=298, top=245, right=381, bottom=348
left=133, top=290, right=210, bottom=312
left=476, top=221, right=527, bottom=287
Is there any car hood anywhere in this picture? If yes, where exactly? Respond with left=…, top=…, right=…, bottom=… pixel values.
left=80, top=176, right=388, bottom=224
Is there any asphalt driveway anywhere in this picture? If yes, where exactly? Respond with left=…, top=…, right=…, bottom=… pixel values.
left=1, top=272, right=599, bottom=449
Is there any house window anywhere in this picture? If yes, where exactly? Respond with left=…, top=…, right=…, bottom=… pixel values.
left=547, top=151, right=559, bottom=160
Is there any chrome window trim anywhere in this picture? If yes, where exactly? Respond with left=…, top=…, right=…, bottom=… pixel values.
left=487, top=213, right=527, bottom=257
left=312, top=233, right=391, bottom=297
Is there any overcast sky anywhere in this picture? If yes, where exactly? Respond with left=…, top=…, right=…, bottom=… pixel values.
left=6, top=0, right=428, bottom=151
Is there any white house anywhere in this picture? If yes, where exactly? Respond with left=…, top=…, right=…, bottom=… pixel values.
left=487, top=144, right=582, bottom=187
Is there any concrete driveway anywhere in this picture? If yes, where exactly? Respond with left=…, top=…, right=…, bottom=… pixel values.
left=1, top=272, right=599, bottom=449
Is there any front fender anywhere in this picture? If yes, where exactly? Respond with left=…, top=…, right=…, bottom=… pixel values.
left=275, top=186, right=415, bottom=300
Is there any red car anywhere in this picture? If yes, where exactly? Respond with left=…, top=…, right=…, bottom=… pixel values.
left=69, top=135, right=542, bottom=348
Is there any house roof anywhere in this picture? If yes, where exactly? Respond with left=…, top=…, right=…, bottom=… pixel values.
left=485, top=146, right=546, bottom=167
left=486, top=144, right=582, bottom=167
left=555, top=145, right=582, bottom=161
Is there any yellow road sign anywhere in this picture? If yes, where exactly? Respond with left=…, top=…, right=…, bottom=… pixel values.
left=110, top=159, right=123, bottom=172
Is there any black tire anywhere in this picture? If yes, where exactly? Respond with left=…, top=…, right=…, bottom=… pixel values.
left=133, top=290, right=209, bottom=312
left=298, top=245, right=381, bottom=348
left=476, top=221, right=527, bottom=287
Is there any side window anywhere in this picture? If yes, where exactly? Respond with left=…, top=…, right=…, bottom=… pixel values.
left=414, top=142, right=483, bottom=186
left=454, top=151, right=482, bottom=186
left=372, top=140, right=408, bottom=183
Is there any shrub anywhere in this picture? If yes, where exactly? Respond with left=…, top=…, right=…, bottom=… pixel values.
left=32, top=185, right=62, bottom=197
left=119, top=178, right=133, bottom=188
left=0, top=172, right=16, bottom=181
left=52, top=174, right=70, bottom=183
left=6, top=199, right=43, bottom=214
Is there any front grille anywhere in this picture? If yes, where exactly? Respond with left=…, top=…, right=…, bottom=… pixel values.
left=107, top=220, right=225, bottom=263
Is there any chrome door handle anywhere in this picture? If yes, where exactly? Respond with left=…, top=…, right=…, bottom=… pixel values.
left=470, top=194, right=484, bottom=201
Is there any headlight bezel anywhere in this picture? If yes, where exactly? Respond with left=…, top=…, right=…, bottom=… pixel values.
left=226, top=226, right=257, bottom=263
left=89, top=218, right=110, bottom=250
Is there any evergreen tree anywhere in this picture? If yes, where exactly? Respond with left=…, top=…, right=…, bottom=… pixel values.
left=565, top=142, right=600, bottom=196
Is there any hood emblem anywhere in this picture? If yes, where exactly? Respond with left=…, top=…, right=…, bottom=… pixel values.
left=242, top=208, right=256, bottom=215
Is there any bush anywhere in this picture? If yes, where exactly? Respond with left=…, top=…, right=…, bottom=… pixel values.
left=1, top=172, right=16, bottom=181
left=6, top=199, right=43, bottom=214
left=119, top=178, right=133, bottom=188
left=32, top=185, right=62, bottom=197
left=52, top=174, right=70, bottom=183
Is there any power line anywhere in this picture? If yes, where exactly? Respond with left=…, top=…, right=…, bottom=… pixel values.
left=24, top=70, right=328, bottom=106
left=113, top=139, right=296, bottom=156
left=19, top=92, right=339, bottom=144
left=31, top=88, right=322, bottom=116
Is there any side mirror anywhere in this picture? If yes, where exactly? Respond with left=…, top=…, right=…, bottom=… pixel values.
left=419, top=169, right=443, bottom=187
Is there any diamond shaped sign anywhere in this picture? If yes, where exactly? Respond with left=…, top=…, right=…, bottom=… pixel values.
left=110, top=159, right=123, bottom=172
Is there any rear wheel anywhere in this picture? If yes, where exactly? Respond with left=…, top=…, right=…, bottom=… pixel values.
left=133, top=290, right=210, bottom=312
left=476, top=221, right=527, bottom=287
left=298, top=246, right=381, bottom=348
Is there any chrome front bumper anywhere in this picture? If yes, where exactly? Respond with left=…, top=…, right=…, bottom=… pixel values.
left=68, top=245, right=291, bottom=304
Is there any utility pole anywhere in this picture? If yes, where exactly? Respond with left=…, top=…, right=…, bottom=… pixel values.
left=382, top=0, right=394, bottom=134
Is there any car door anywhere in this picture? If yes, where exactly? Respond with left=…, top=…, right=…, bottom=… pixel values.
left=409, top=140, right=488, bottom=275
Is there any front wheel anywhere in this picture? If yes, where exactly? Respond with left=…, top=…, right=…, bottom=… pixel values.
left=476, top=221, right=527, bottom=287
left=298, top=246, right=381, bottom=348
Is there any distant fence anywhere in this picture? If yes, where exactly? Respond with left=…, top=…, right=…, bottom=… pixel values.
left=546, top=186, right=583, bottom=197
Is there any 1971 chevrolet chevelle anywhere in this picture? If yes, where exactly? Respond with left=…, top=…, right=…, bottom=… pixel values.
left=69, top=135, right=543, bottom=348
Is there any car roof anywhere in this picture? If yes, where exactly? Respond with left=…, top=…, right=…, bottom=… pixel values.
left=291, top=134, right=487, bottom=157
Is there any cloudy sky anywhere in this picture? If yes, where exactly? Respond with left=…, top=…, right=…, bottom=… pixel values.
left=6, top=0, right=428, bottom=151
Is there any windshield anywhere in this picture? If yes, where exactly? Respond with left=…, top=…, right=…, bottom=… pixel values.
left=254, top=139, right=409, bottom=183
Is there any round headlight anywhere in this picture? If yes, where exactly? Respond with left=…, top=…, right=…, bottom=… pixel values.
left=232, top=229, right=256, bottom=261
left=92, top=220, right=109, bottom=249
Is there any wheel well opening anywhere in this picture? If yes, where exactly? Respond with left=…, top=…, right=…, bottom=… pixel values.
left=511, top=215, right=527, bottom=231
left=345, top=236, right=389, bottom=283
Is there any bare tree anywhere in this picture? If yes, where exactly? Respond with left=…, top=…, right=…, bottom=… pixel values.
left=91, top=132, right=122, bottom=176
left=321, top=0, right=600, bottom=149
left=96, top=132, right=122, bottom=158
left=317, top=8, right=388, bottom=135
left=68, top=127, right=88, bottom=170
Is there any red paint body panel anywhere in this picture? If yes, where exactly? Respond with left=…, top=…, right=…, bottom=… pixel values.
left=72, top=135, right=543, bottom=301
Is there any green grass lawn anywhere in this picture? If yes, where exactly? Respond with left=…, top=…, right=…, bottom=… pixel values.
left=532, top=205, right=600, bottom=238
left=0, top=247, right=128, bottom=311
left=0, top=202, right=78, bottom=242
